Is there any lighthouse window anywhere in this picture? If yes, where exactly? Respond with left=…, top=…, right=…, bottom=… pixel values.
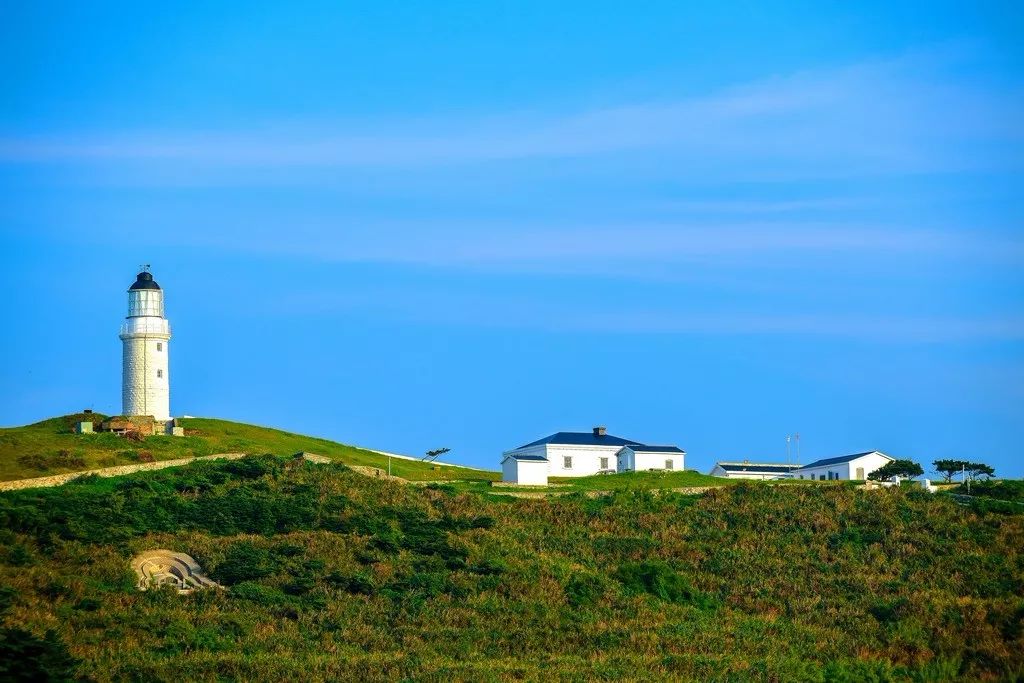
left=157, top=369, right=163, bottom=378
left=156, top=342, right=163, bottom=352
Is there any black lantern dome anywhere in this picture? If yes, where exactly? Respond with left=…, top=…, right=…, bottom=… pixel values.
left=129, top=271, right=161, bottom=291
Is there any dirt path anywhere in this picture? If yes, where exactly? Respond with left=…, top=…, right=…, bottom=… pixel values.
left=0, top=453, right=247, bottom=492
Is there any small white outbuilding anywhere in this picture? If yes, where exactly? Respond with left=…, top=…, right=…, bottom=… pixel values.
left=617, top=445, right=685, bottom=472
left=501, top=453, right=549, bottom=486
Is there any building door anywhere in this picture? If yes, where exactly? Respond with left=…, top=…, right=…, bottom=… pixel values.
left=855, top=467, right=864, bottom=480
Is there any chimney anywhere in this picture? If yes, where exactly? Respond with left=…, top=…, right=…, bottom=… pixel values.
left=593, top=426, right=607, bottom=437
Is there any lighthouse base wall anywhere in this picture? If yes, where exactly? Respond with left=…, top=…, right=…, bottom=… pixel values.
left=121, top=336, right=171, bottom=421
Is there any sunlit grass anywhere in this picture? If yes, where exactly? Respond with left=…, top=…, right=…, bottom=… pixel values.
left=0, top=413, right=499, bottom=483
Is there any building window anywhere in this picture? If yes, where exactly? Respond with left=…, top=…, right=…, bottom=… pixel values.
left=156, top=342, right=162, bottom=351
left=599, top=457, right=609, bottom=470
left=156, top=369, right=163, bottom=378
left=799, top=475, right=804, bottom=479
left=563, top=456, right=572, bottom=469
left=665, top=459, right=674, bottom=470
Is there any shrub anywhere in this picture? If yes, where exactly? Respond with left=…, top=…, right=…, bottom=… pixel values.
left=212, top=542, right=278, bottom=584
left=0, top=627, right=79, bottom=682
left=565, top=574, right=606, bottom=607
left=869, top=597, right=910, bottom=624
left=614, top=560, right=718, bottom=609
left=3, top=544, right=33, bottom=567
left=15, top=454, right=48, bottom=471
left=230, top=582, right=287, bottom=606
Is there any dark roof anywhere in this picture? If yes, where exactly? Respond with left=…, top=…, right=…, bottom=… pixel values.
left=129, top=271, right=161, bottom=291
left=624, top=445, right=685, bottom=454
left=505, top=453, right=548, bottom=462
left=716, top=462, right=799, bottom=474
left=518, top=432, right=644, bottom=449
left=797, top=451, right=890, bottom=470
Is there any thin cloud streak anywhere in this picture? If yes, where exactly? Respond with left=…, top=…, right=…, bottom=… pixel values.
left=266, top=287, right=1024, bottom=343
left=1, top=47, right=1021, bottom=177
left=174, top=222, right=1024, bottom=272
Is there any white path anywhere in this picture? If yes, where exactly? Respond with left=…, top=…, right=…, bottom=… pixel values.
left=0, top=453, right=247, bottom=492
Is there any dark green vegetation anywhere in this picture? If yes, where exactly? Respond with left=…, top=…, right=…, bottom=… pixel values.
left=0, top=413, right=498, bottom=482
left=1, top=456, right=1021, bottom=681
left=550, top=469, right=723, bottom=490
left=960, top=479, right=1024, bottom=503
left=934, top=460, right=996, bottom=483
left=869, top=459, right=925, bottom=481
left=954, top=480, right=1024, bottom=516
left=440, top=469, right=730, bottom=498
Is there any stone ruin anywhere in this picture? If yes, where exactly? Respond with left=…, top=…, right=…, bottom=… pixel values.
left=132, top=550, right=219, bottom=592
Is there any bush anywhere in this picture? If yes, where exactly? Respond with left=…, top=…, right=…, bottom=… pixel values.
left=0, top=627, right=79, bottom=682
left=326, top=571, right=376, bottom=595
left=565, top=574, right=606, bottom=607
left=15, top=454, right=48, bottom=471
left=958, top=480, right=1024, bottom=503
left=614, top=560, right=718, bottom=609
left=212, top=542, right=278, bottom=584
left=230, top=582, right=287, bottom=605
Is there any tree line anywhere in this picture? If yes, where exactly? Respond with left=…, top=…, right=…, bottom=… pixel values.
left=864, top=459, right=995, bottom=483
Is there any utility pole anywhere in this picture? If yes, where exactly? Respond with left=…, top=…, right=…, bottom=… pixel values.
left=786, top=435, right=791, bottom=465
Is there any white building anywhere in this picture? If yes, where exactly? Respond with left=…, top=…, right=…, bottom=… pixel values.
left=791, top=451, right=893, bottom=481
left=709, top=461, right=801, bottom=480
left=618, top=445, right=685, bottom=473
left=120, top=269, right=172, bottom=421
left=500, top=453, right=550, bottom=485
left=501, top=426, right=685, bottom=482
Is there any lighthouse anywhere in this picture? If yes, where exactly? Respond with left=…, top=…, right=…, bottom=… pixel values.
left=119, top=267, right=172, bottom=421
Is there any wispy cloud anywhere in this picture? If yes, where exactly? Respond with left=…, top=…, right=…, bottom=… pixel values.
left=167, top=220, right=1024, bottom=275
left=264, top=284, right=1024, bottom=343
left=1, top=46, right=1021, bottom=178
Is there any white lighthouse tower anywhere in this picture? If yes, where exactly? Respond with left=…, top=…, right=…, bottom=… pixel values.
left=119, top=267, right=172, bottom=421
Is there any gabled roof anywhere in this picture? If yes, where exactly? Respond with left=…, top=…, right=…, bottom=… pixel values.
left=517, top=432, right=643, bottom=449
left=623, top=445, right=685, bottom=454
left=502, top=453, right=549, bottom=462
left=796, top=451, right=891, bottom=470
left=715, top=462, right=800, bottom=474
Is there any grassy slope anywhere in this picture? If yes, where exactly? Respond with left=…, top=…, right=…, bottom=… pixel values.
left=0, top=413, right=498, bottom=483
left=551, top=469, right=732, bottom=490
left=0, top=456, right=1021, bottom=681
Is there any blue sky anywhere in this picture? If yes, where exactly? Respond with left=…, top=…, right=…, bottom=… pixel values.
left=1, top=2, right=1022, bottom=476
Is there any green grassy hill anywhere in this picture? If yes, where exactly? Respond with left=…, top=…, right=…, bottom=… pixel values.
left=0, top=413, right=498, bottom=483
left=1, top=455, right=1021, bottom=681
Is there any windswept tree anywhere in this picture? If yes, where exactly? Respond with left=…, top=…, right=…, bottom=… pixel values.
left=869, top=459, right=924, bottom=482
left=934, top=459, right=995, bottom=482
left=933, top=459, right=968, bottom=483
left=966, top=462, right=995, bottom=480
left=423, top=448, right=451, bottom=462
